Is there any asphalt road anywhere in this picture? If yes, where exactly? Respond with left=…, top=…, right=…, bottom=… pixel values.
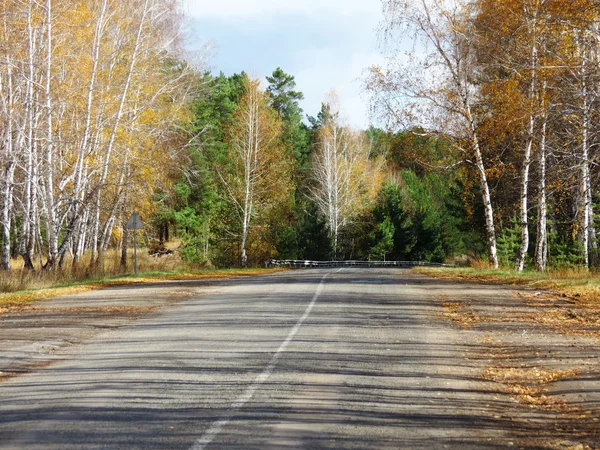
left=0, top=268, right=528, bottom=449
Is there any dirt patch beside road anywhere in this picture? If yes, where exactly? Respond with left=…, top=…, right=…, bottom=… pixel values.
left=426, top=271, right=600, bottom=449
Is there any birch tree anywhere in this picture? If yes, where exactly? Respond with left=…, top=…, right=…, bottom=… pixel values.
left=0, top=0, right=198, bottom=271
left=0, top=49, right=17, bottom=271
left=222, top=75, right=289, bottom=267
left=514, top=2, right=540, bottom=271
left=535, top=98, right=548, bottom=271
left=369, top=0, right=499, bottom=267
left=573, top=28, right=599, bottom=268
left=475, top=0, right=548, bottom=271
left=544, top=2, right=600, bottom=268
left=310, top=93, right=384, bottom=258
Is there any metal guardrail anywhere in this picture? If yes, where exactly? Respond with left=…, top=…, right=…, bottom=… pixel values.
left=265, top=260, right=455, bottom=269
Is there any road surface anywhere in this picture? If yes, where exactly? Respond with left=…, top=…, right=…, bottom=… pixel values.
left=0, top=268, right=576, bottom=448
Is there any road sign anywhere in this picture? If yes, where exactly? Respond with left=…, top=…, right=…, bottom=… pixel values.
left=126, top=212, right=144, bottom=276
left=126, top=212, right=144, bottom=230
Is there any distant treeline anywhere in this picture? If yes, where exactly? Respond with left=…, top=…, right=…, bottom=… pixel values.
left=2, top=0, right=600, bottom=272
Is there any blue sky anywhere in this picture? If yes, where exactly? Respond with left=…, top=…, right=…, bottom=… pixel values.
left=182, top=0, right=384, bottom=128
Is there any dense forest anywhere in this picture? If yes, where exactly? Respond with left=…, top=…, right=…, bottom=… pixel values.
left=1, top=0, right=600, bottom=272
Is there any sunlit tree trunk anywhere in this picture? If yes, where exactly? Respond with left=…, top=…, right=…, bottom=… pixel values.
left=92, top=0, right=149, bottom=266
left=576, top=35, right=593, bottom=268
left=42, top=0, right=60, bottom=269
left=516, top=6, right=538, bottom=272
left=240, top=81, right=260, bottom=267
left=71, top=0, right=108, bottom=268
left=535, top=104, right=548, bottom=272
left=311, top=117, right=347, bottom=258
left=0, top=57, right=16, bottom=271
left=464, top=101, right=498, bottom=269
left=18, top=0, right=39, bottom=270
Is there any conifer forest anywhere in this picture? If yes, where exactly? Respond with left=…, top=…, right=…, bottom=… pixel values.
left=2, top=0, right=600, bottom=272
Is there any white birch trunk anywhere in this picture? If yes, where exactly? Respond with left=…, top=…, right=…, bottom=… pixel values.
left=0, top=30, right=16, bottom=269
left=0, top=67, right=16, bottom=271
left=535, top=107, right=548, bottom=272
left=71, top=0, right=107, bottom=267
left=466, top=104, right=498, bottom=268
left=515, top=8, right=539, bottom=271
left=92, top=0, right=149, bottom=265
left=581, top=100, right=590, bottom=268
left=42, top=0, right=59, bottom=269
left=19, top=0, right=38, bottom=269
left=240, top=84, right=260, bottom=267
left=579, top=39, right=591, bottom=268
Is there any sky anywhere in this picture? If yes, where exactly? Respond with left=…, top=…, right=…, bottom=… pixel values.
left=182, top=0, right=385, bottom=128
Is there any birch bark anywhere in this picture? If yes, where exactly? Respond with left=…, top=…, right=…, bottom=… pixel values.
left=42, top=0, right=59, bottom=269
left=516, top=7, right=538, bottom=272
left=578, top=36, right=592, bottom=268
left=535, top=111, right=548, bottom=272
left=91, top=0, right=149, bottom=265
left=0, top=56, right=16, bottom=271
left=71, top=0, right=108, bottom=267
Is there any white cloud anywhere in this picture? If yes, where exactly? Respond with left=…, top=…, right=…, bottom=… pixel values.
left=183, top=0, right=385, bottom=128
left=182, top=0, right=379, bottom=19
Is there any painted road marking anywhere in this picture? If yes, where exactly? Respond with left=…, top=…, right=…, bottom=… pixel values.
left=190, top=273, right=330, bottom=450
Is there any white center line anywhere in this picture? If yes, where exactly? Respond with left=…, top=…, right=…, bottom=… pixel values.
left=190, top=272, right=330, bottom=450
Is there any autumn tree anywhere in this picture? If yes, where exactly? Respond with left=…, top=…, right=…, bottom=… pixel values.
left=0, top=0, right=198, bottom=272
left=309, top=93, right=384, bottom=258
left=221, top=75, right=290, bottom=267
left=474, top=0, right=600, bottom=270
left=369, top=0, right=500, bottom=268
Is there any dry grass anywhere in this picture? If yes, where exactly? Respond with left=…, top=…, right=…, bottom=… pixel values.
left=0, top=248, right=186, bottom=293
left=0, top=248, right=286, bottom=311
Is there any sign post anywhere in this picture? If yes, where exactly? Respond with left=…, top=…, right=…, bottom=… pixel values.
left=125, top=212, right=144, bottom=276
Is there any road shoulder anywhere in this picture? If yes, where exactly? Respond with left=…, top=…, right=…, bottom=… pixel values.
left=418, top=269, right=600, bottom=448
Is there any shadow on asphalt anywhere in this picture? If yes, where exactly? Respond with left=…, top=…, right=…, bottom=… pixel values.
left=99, top=267, right=516, bottom=291
left=0, top=268, right=591, bottom=449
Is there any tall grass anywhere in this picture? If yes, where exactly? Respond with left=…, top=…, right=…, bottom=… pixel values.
left=0, top=249, right=190, bottom=294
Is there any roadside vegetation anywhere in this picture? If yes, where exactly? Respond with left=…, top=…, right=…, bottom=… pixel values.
left=416, top=266, right=600, bottom=306
left=0, top=247, right=282, bottom=312
left=2, top=0, right=600, bottom=283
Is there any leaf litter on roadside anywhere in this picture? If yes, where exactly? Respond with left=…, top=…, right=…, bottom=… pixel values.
left=482, top=366, right=580, bottom=411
